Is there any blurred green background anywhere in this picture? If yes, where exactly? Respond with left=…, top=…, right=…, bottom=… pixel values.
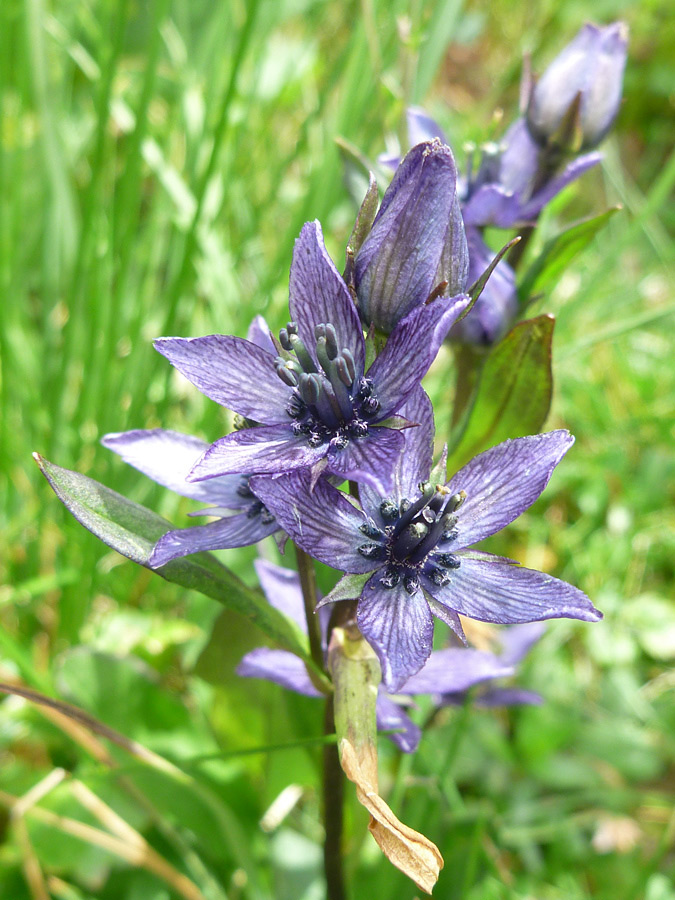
left=1, top=0, right=673, bottom=898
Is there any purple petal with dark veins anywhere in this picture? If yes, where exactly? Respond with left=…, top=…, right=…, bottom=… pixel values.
left=424, top=592, right=467, bottom=644
left=250, top=468, right=372, bottom=574
left=496, top=622, right=546, bottom=666
left=247, top=314, right=277, bottom=355
left=398, top=647, right=513, bottom=695
left=154, top=335, right=291, bottom=425
left=188, top=426, right=327, bottom=482
left=326, top=427, right=405, bottom=495
left=289, top=221, right=365, bottom=373
left=237, top=648, right=321, bottom=697
left=427, top=554, right=602, bottom=624
left=150, top=512, right=277, bottom=567
left=254, top=559, right=306, bottom=631
left=369, top=294, right=469, bottom=418
left=446, top=431, right=575, bottom=549
left=357, top=576, right=434, bottom=692
left=376, top=694, right=421, bottom=753
left=102, top=429, right=246, bottom=508
left=498, top=118, right=541, bottom=198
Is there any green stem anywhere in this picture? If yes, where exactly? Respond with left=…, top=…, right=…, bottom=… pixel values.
left=322, top=697, right=346, bottom=900
left=295, top=544, right=325, bottom=677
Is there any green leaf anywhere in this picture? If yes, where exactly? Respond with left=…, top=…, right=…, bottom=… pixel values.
left=447, top=315, right=555, bottom=472
left=519, top=207, right=621, bottom=305
left=320, top=572, right=371, bottom=606
left=34, top=454, right=314, bottom=666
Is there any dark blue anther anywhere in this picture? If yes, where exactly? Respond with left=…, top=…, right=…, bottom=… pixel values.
left=331, top=434, right=349, bottom=450
left=380, top=499, right=399, bottom=521
left=358, top=542, right=385, bottom=560
left=427, top=566, right=451, bottom=587
left=357, top=378, right=373, bottom=400
left=435, top=553, right=461, bottom=569
left=440, top=527, right=459, bottom=543
left=403, top=574, right=419, bottom=595
left=379, top=566, right=401, bottom=589
left=360, top=522, right=384, bottom=539
left=363, top=396, right=380, bottom=416
left=260, top=507, right=276, bottom=525
left=349, top=420, right=368, bottom=438
left=237, top=477, right=253, bottom=498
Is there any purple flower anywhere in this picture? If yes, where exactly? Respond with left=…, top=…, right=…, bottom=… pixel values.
left=461, top=118, right=602, bottom=229
left=438, top=622, right=545, bottom=708
left=250, top=389, right=601, bottom=691
left=102, top=428, right=279, bottom=567
left=102, top=316, right=281, bottom=566
left=448, top=226, right=518, bottom=346
left=526, top=22, right=628, bottom=151
left=155, top=220, right=469, bottom=495
left=237, top=559, right=514, bottom=752
left=354, top=140, right=469, bottom=334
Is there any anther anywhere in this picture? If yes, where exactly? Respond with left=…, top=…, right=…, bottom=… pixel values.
left=359, top=522, right=384, bottom=539
left=427, top=566, right=451, bottom=587
left=435, top=553, right=461, bottom=569
left=448, top=490, right=467, bottom=512
left=380, top=499, right=399, bottom=521
left=358, top=542, right=385, bottom=560
left=379, top=567, right=401, bottom=589
left=403, top=574, right=419, bottom=595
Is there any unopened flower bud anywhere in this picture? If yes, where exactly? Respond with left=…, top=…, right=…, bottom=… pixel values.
left=354, top=140, right=469, bottom=334
left=526, top=22, right=628, bottom=152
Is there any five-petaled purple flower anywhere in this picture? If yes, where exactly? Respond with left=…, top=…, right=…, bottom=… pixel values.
left=251, top=388, right=601, bottom=691
left=154, top=221, right=468, bottom=495
left=237, top=559, right=517, bottom=753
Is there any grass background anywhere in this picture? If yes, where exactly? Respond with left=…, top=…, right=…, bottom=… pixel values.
left=1, top=0, right=673, bottom=898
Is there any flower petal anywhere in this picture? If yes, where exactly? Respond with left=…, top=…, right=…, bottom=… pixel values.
left=357, top=576, right=434, bottom=692
left=496, top=622, right=546, bottom=665
left=447, top=430, right=575, bottom=549
left=399, top=647, right=513, bottom=695
left=250, top=469, right=372, bottom=574
left=376, top=694, right=421, bottom=754
left=289, top=220, right=365, bottom=373
left=254, top=559, right=306, bottom=630
left=327, top=426, right=405, bottom=495
left=154, top=335, right=291, bottom=424
left=475, top=687, right=543, bottom=707
left=188, top=426, right=326, bottom=481
left=150, top=512, right=277, bottom=566
left=519, top=153, right=601, bottom=221
left=368, top=294, right=469, bottom=418
left=358, top=386, right=435, bottom=519
left=426, top=554, right=602, bottom=624
left=237, top=648, right=321, bottom=697
left=247, top=314, right=277, bottom=354
left=102, top=428, right=246, bottom=507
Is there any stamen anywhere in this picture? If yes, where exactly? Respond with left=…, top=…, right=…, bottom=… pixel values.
left=435, top=553, right=461, bottom=569
left=358, top=542, right=385, bottom=560
left=427, top=566, right=451, bottom=587
left=360, top=522, right=384, bottom=539
left=379, top=567, right=401, bottom=589
left=448, top=490, right=467, bottom=512
left=380, top=499, right=399, bottom=521
left=403, top=574, right=419, bottom=595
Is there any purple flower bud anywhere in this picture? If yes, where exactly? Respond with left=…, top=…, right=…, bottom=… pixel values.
left=448, top=227, right=518, bottom=346
left=526, top=22, right=628, bottom=151
left=354, top=140, right=469, bottom=334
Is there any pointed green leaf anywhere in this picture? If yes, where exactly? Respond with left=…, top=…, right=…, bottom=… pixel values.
left=319, top=572, right=371, bottom=607
left=447, top=315, right=555, bottom=471
left=34, top=454, right=315, bottom=666
left=519, top=207, right=621, bottom=306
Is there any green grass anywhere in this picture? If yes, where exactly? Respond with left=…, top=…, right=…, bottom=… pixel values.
left=1, top=0, right=674, bottom=898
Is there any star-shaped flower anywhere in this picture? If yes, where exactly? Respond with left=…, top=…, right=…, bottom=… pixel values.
left=251, top=389, right=601, bottom=691
left=237, top=559, right=515, bottom=753
left=154, top=220, right=468, bottom=495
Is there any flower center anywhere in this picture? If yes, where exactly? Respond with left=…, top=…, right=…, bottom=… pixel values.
left=357, top=485, right=466, bottom=594
left=274, top=322, right=379, bottom=449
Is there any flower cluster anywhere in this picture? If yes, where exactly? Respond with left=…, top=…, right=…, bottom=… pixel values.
left=380, top=22, right=628, bottom=346
left=97, top=23, right=621, bottom=733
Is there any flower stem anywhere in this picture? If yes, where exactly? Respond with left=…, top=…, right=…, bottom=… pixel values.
left=323, top=697, right=346, bottom=900
left=295, top=544, right=325, bottom=676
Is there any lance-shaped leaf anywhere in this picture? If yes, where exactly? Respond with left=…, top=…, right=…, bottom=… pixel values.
left=34, top=454, right=322, bottom=675
left=518, top=207, right=621, bottom=307
left=328, top=626, right=443, bottom=893
left=447, top=315, right=555, bottom=472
